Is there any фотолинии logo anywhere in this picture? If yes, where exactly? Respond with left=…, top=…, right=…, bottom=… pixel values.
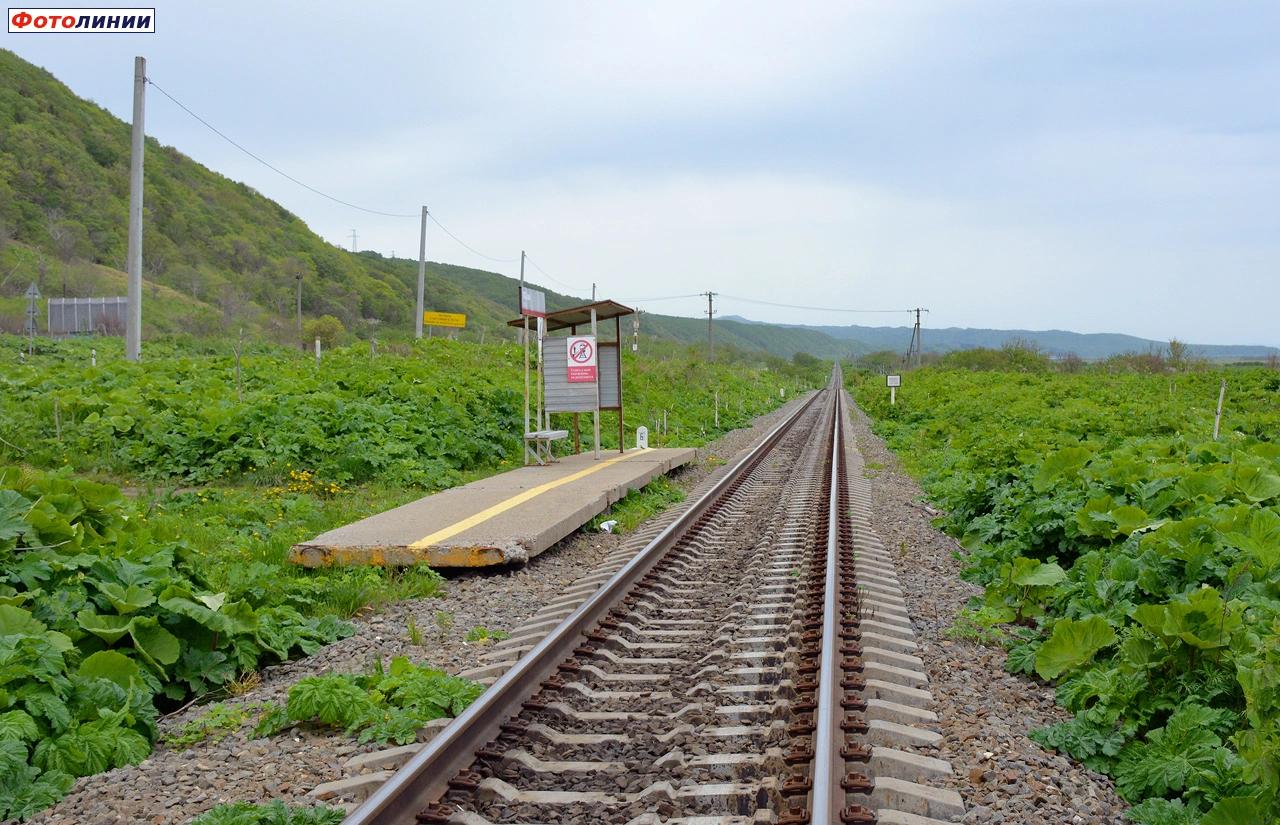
left=8, top=7, right=154, bottom=32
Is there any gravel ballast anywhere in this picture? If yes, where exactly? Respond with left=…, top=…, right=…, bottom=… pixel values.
left=845, top=397, right=1128, bottom=825
left=28, top=398, right=812, bottom=825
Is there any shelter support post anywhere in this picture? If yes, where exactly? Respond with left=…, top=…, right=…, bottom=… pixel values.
left=616, top=315, right=624, bottom=453
left=591, top=308, right=600, bottom=460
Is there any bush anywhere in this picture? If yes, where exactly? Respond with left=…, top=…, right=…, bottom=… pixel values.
left=302, top=315, right=344, bottom=348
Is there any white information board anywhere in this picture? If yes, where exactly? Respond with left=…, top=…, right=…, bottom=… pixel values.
left=520, top=286, right=546, bottom=317
left=886, top=374, right=902, bottom=388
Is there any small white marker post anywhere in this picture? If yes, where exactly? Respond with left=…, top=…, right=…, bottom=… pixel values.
left=314, top=338, right=321, bottom=364
left=636, top=426, right=648, bottom=449
left=887, top=373, right=902, bottom=405
left=91, top=348, right=97, bottom=367
left=1213, top=379, right=1227, bottom=440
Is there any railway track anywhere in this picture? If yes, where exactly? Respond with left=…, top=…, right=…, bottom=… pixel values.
left=334, top=374, right=964, bottom=825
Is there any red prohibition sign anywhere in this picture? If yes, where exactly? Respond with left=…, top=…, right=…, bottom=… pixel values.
left=569, top=340, right=594, bottom=363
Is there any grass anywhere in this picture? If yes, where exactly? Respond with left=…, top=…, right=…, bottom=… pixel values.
left=132, top=481, right=446, bottom=621
left=465, top=626, right=510, bottom=644
left=586, top=476, right=686, bottom=534
left=163, top=702, right=261, bottom=750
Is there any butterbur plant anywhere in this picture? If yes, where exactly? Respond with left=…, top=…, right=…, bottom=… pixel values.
left=0, top=467, right=354, bottom=820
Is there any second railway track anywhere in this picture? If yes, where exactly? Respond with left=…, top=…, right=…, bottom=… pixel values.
left=336, top=372, right=964, bottom=825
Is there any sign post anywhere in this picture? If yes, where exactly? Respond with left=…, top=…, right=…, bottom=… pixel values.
left=887, top=374, right=901, bottom=405
left=518, top=274, right=547, bottom=464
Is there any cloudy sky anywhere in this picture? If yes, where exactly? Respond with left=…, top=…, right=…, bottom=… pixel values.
left=7, top=1, right=1279, bottom=344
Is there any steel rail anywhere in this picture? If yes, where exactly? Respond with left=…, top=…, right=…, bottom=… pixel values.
left=810, top=375, right=846, bottom=823
left=342, top=384, right=827, bottom=825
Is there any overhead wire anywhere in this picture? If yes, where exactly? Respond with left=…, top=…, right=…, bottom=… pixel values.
left=718, top=294, right=918, bottom=314
left=524, top=256, right=589, bottom=294
left=149, top=76, right=523, bottom=266
left=146, top=78, right=419, bottom=219
left=425, top=213, right=519, bottom=264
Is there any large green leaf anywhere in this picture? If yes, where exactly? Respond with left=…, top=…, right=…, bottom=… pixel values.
left=0, top=490, right=31, bottom=542
left=1233, top=463, right=1280, bottom=503
left=1033, top=447, right=1092, bottom=492
left=0, top=605, right=73, bottom=652
left=0, top=709, right=39, bottom=743
left=78, top=650, right=142, bottom=689
left=1133, top=588, right=1242, bottom=650
left=127, top=617, right=180, bottom=668
left=0, top=605, right=45, bottom=637
left=1223, top=507, right=1280, bottom=573
left=77, top=611, right=133, bottom=645
left=1011, top=558, right=1067, bottom=587
left=1201, top=797, right=1266, bottom=825
left=96, top=582, right=156, bottom=615
left=1035, top=615, right=1117, bottom=680
left=1109, top=505, right=1150, bottom=536
left=158, top=595, right=234, bottom=634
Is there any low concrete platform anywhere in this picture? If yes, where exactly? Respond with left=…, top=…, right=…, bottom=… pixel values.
left=290, top=448, right=696, bottom=568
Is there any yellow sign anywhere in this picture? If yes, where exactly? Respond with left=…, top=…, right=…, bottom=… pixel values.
left=423, top=311, right=466, bottom=328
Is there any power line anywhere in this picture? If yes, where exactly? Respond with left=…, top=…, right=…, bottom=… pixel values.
left=426, top=213, right=519, bottom=264
left=524, top=256, right=589, bottom=294
left=719, top=294, right=917, bottom=314
left=146, top=78, right=419, bottom=219
left=621, top=293, right=705, bottom=303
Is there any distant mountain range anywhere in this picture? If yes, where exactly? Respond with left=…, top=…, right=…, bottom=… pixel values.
left=723, top=317, right=1279, bottom=361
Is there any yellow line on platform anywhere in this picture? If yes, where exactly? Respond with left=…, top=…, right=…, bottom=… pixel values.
left=408, top=449, right=652, bottom=549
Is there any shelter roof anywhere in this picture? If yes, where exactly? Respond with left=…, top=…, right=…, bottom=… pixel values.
left=507, top=300, right=635, bottom=332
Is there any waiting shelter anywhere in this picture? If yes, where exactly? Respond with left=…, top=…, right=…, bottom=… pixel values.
left=509, top=298, right=635, bottom=465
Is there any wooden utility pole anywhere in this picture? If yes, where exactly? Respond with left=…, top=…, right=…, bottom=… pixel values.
left=703, top=291, right=717, bottom=361
left=125, top=56, right=146, bottom=362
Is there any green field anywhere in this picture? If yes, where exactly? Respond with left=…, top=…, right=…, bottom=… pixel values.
left=0, top=333, right=825, bottom=819
left=849, top=363, right=1280, bottom=824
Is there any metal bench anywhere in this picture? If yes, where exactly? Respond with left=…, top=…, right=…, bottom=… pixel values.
left=524, top=429, right=569, bottom=465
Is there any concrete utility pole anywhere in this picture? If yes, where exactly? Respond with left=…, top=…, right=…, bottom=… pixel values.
left=415, top=206, right=428, bottom=339
left=125, top=56, right=146, bottom=362
left=295, top=271, right=303, bottom=341
left=905, top=307, right=927, bottom=368
left=703, top=291, right=717, bottom=361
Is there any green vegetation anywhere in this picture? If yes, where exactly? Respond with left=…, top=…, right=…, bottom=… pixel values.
left=849, top=365, right=1280, bottom=824
left=0, top=466, right=353, bottom=821
left=163, top=702, right=261, bottom=750
left=464, top=626, right=510, bottom=644
left=254, top=657, right=483, bottom=746
left=587, top=476, right=686, bottom=534
left=187, top=801, right=344, bottom=825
